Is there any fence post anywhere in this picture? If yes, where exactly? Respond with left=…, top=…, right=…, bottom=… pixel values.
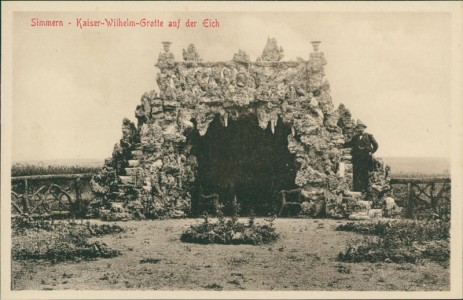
left=75, top=178, right=81, bottom=219
left=429, top=182, right=437, bottom=215
left=24, top=179, right=29, bottom=213
left=406, top=182, right=413, bottom=218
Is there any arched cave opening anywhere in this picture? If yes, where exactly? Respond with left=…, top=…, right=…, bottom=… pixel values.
left=188, top=114, right=298, bottom=216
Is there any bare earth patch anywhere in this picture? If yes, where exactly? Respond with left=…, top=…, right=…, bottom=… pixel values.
left=12, top=218, right=449, bottom=291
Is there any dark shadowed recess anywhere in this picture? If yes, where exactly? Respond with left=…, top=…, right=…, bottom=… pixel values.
left=188, top=114, right=298, bottom=216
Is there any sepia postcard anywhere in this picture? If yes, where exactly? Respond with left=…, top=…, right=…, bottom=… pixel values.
left=2, top=1, right=462, bottom=299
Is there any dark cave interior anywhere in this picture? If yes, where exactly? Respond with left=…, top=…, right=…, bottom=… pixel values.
left=189, top=114, right=298, bottom=216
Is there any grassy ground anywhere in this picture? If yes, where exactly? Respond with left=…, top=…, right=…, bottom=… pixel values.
left=11, top=163, right=101, bottom=177
left=11, top=218, right=449, bottom=291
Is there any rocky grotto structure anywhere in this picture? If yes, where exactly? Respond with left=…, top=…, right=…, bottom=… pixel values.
left=91, top=38, right=391, bottom=219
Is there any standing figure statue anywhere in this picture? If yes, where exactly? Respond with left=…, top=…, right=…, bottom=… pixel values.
left=343, top=120, right=379, bottom=195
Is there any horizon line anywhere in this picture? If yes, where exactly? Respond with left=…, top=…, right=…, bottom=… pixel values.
left=11, top=155, right=452, bottom=163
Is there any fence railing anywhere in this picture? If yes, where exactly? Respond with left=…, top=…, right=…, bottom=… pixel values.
left=11, top=173, right=94, bottom=217
left=11, top=173, right=452, bottom=219
left=389, top=176, right=451, bottom=218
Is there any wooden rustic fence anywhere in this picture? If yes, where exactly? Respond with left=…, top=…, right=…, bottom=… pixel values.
left=11, top=173, right=94, bottom=217
left=389, top=177, right=451, bottom=219
left=11, top=173, right=452, bottom=219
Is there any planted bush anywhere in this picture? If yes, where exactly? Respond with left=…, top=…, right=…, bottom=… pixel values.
left=181, top=198, right=279, bottom=245
left=337, top=220, right=449, bottom=265
left=12, top=215, right=122, bottom=262
left=12, top=231, right=120, bottom=262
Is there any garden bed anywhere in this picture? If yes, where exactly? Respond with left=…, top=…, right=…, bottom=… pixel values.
left=12, top=215, right=123, bottom=262
left=336, top=220, right=449, bottom=265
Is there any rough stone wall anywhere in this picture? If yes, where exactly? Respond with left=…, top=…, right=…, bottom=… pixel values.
left=92, top=39, right=389, bottom=218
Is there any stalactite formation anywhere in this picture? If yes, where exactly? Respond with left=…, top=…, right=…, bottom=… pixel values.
left=91, top=39, right=390, bottom=218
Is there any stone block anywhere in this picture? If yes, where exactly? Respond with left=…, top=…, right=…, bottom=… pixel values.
left=345, top=164, right=353, bottom=173
left=131, top=150, right=143, bottom=157
left=348, top=199, right=371, bottom=213
left=128, top=160, right=140, bottom=167
left=119, top=176, right=134, bottom=185
left=368, top=209, right=383, bottom=219
left=151, top=106, right=164, bottom=115
left=163, top=101, right=180, bottom=110
left=341, top=148, right=352, bottom=155
left=301, top=187, right=324, bottom=197
left=348, top=212, right=370, bottom=220
left=125, top=168, right=139, bottom=176
left=384, top=197, right=398, bottom=210
left=344, top=191, right=362, bottom=197
left=169, top=209, right=186, bottom=218
left=152, top=99, right=163, bottom=107
left=110, top=202, right=126, bottom=213
left=382, top=197, right=403, bottom=217
left=356, top=200, right=371, bottom=210
left=337, top=162, right=346, bottom=177
left=103, top=212, right=131, bottom=221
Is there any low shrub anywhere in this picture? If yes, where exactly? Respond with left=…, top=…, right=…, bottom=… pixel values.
left=13, top=214, right=124, bottom=237
left=86, top=223, right=125, bottom=236
left=336, top=220, right=450, bottom=243
left=337, top=220, right=449, bottom=265
left=12, top=215, right=122, bottom=262
left=12, top=233, right=120, bottom=262
left=12, top=214, right=54, bottom=234
left=421, top=240, right=450, bottom=262
left=181, top=199, right=279, bottom=245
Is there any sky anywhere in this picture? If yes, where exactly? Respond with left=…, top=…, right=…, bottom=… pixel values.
left=11, top=10, right=453, bottom=162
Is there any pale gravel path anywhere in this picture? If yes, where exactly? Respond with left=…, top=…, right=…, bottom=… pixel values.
left=12, top=218, right=449, bottom=291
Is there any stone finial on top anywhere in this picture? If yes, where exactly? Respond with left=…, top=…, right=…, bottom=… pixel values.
left=260, top=37, right=284, bottom=61
left=308, top=40, right=326, bottom=71
left=182, top=43, right=202, bottom=61
left=157, top=41, right=175, bottom=69
left=310, top=41, right=321, bottom=52
left=162, top=41, right=172, bottom=52
left=233, top=49, right=250, bottom=63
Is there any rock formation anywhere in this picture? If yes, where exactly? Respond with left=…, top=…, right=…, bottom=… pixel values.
left=259, top=37, right=284, bottom=62
left=91, top=39, right=390, bottom=219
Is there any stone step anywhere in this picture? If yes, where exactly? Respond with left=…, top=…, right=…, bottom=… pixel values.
left=117, top=184, right=136, bottom=192
left=341, top=148, right=352, bottom=155
left=368, top=209, right=383, bottom=219
left=125, top=167, right=139, bottom=176
left=151, top=106, right=163, bottom=115
left=152, top=99, right=163, bottom=107
left=163, top=100, right=180, bottom=110
left=109, top=192, right=127, bottom=201
left=348, top=211, right=370, bottom=220
left=344, top=191, right=363, bottom=197
left=343, top=198, right=370, bottom=209
left=131, top=150, right=143, bottom=158
left=343, top=193, right=372, bottom=216
left=346, top=198, right=372, bottom=220
left=119, top=176, right=135, bottom=185
left=128, top=159, right=140, bottom=167
left=355, top=200, right=371, bottom=210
